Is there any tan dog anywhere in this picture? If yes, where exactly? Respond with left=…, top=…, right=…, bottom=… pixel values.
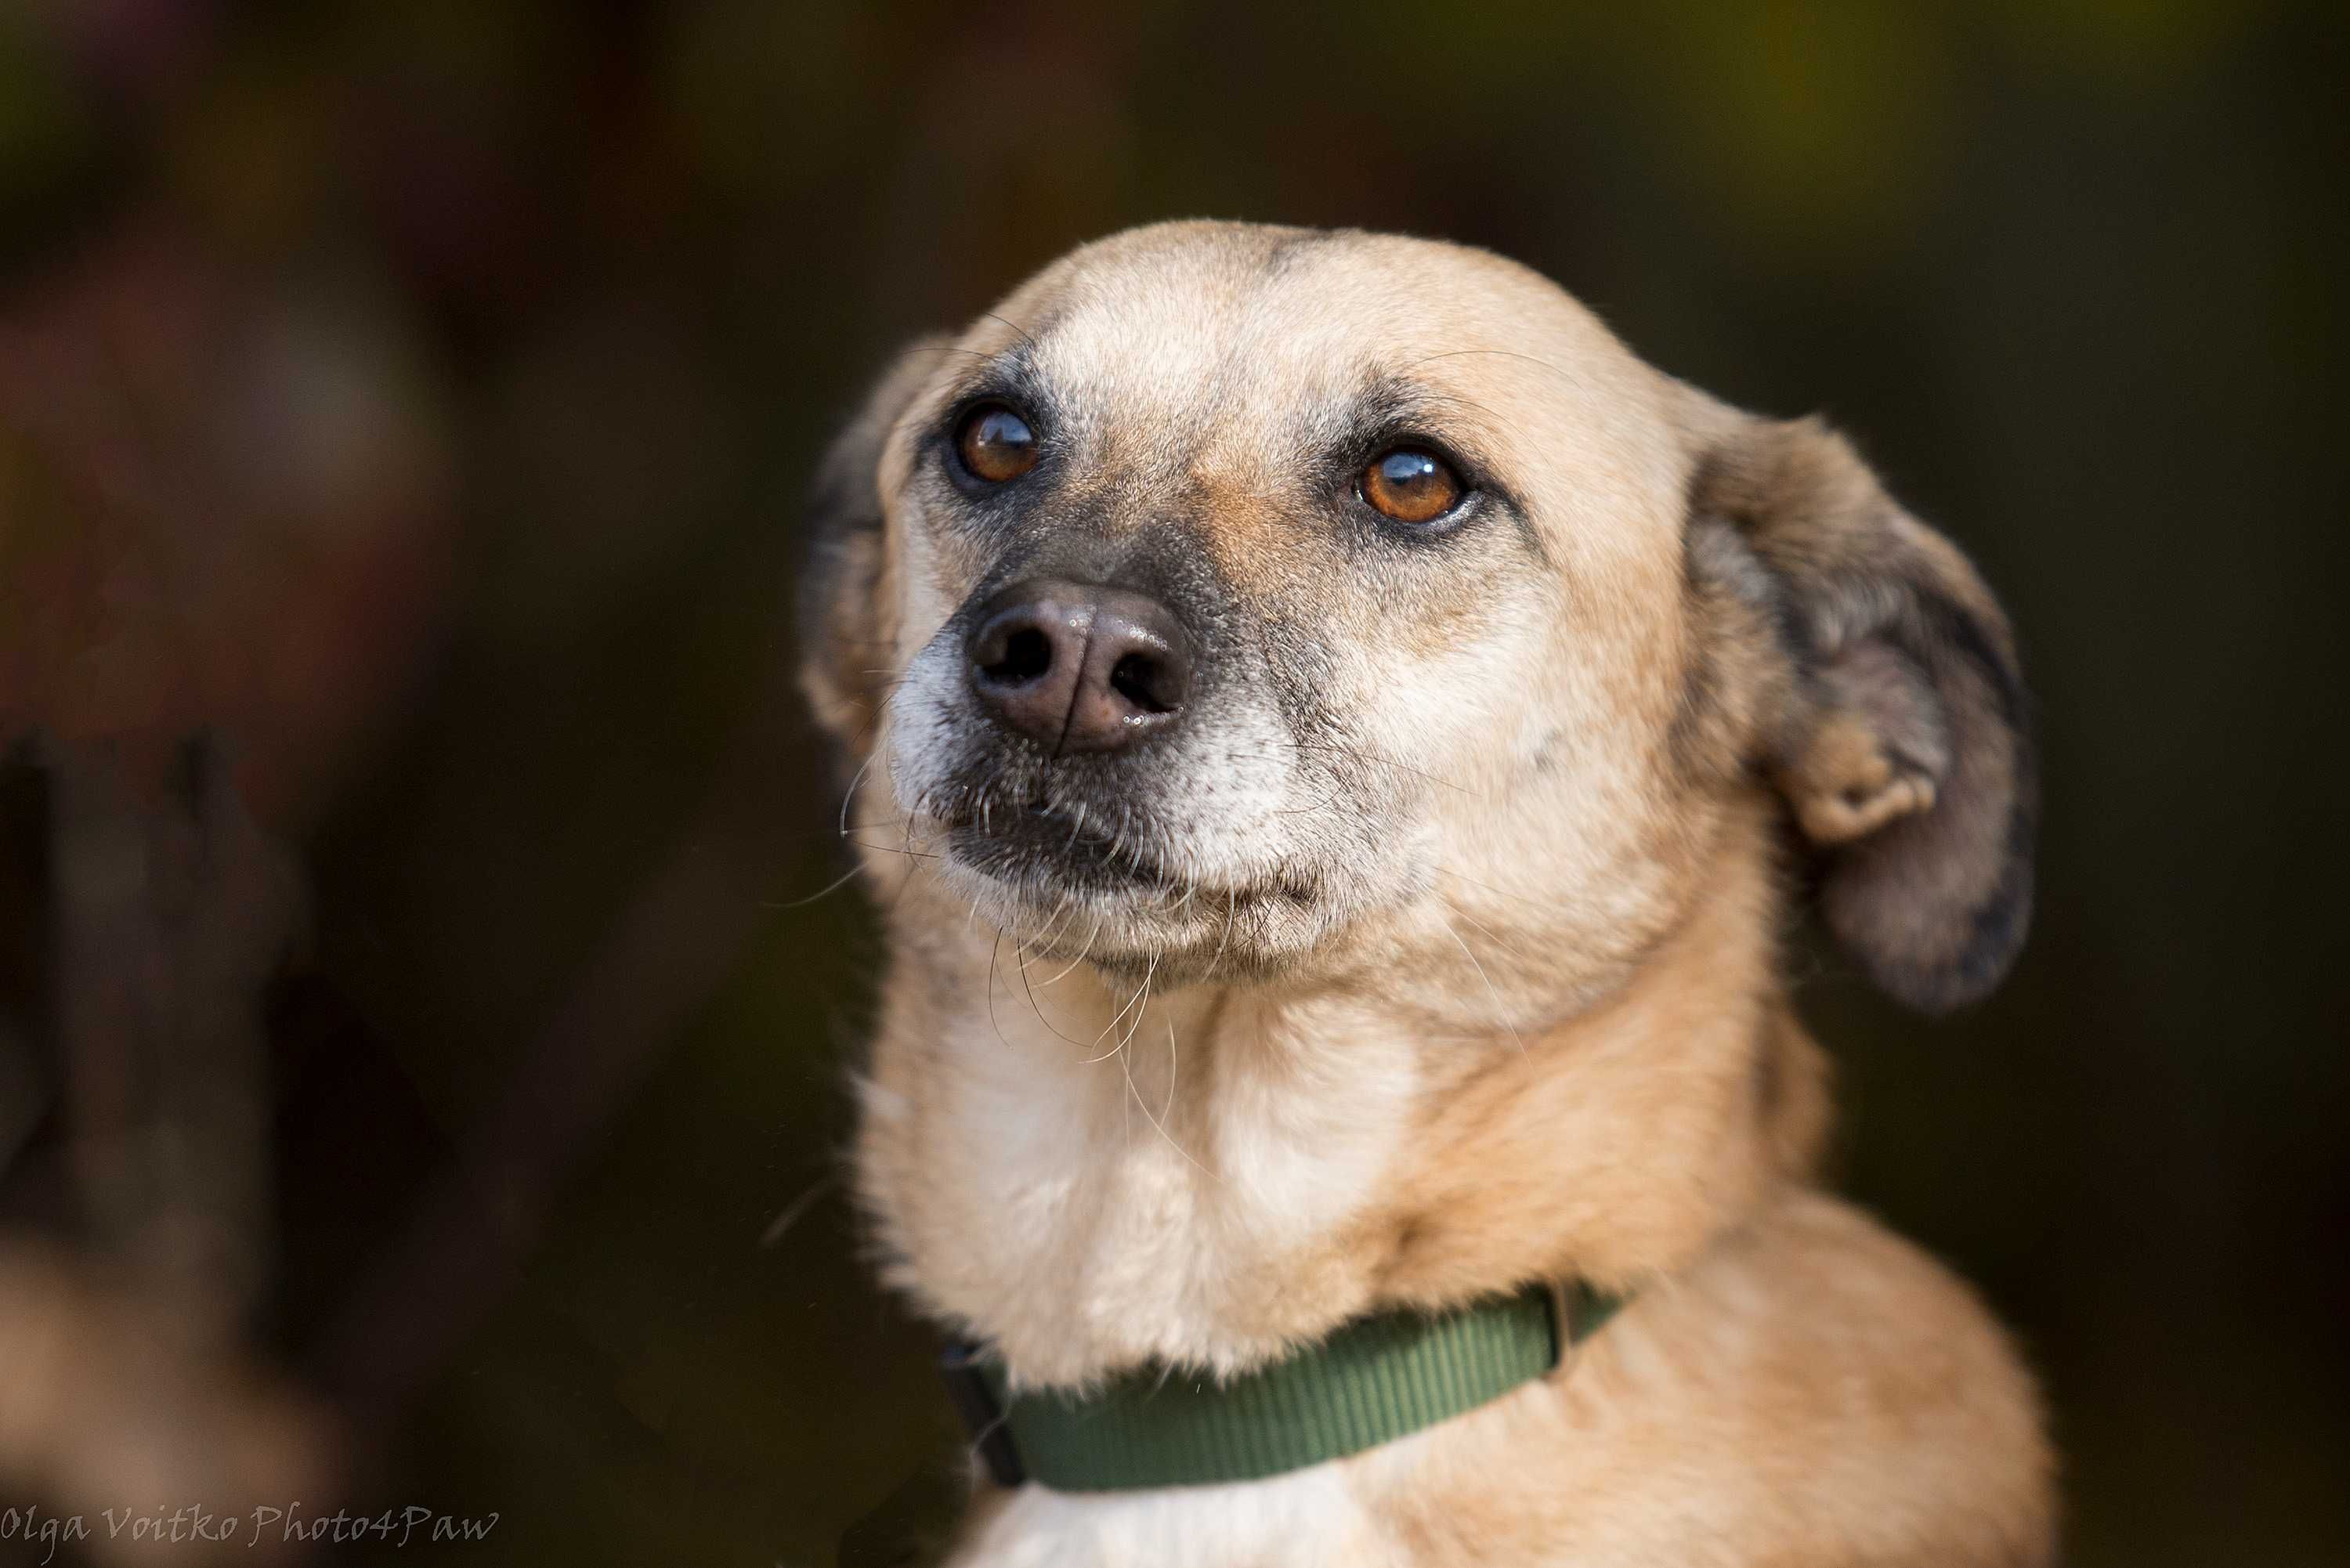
left=802, top=222, right=2052, bottom=1566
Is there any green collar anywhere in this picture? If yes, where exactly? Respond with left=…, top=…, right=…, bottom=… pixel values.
left=938, top=1281, right=1622, bottom=1493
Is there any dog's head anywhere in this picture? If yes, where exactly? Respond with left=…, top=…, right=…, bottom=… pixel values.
left=803, top=223, right=2032, bottom=1010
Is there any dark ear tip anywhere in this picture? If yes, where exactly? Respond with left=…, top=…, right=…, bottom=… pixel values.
left=1858, top=956, right=2008, bottom=1017
left=1829, top=880, right=2034, bottom=1015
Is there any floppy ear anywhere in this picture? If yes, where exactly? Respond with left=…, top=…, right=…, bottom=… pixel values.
left=797, top=338, right=946, bottom=759
left=1687, top=409, right=2037, bottom=1013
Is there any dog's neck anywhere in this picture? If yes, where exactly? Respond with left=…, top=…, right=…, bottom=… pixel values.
left=854, top=799, right=1826, bottom=1389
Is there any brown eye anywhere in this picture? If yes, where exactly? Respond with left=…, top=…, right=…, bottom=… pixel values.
left=956, top=403, right=1039, bottom=482
left=1361, top=446, right=1464, bottom=525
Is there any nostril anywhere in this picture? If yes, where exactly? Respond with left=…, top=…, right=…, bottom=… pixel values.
left=1108, top=652, right=1179, bottom=714
left=965, top=581, right=1192, bottom=750
left=982, top=625, right=1054, bottom=686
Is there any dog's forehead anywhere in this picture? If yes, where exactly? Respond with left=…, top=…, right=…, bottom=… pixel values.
left=1005, top=226, right=1647, bottom=459
left=1030, top=235, right=1389, bottom=414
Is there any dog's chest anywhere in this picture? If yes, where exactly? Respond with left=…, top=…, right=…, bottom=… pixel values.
left=945, top=1464, right=1401, bottom=1568
left=862, top=985, right=1429, bottom=1383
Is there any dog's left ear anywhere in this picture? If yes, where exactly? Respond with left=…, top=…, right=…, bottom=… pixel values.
left=1685, top=405, right=2037, bottom=1013
left=797, top=338, right=946, bottom=761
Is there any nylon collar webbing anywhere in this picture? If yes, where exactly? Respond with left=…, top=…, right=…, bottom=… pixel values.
left=938, top=1280, right=1622, bottom=1493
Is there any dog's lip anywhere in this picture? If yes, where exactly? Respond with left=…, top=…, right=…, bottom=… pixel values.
left=941, top=802, right=1183, bottom=891
left=934, top=801, right=1314, bottom=905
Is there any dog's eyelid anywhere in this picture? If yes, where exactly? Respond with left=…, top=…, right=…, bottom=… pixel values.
left=936, top=348, right=1054, bottom=439
left=942, top=388, right=1043, bottom=436
left=1342, top=409, right=1494, bottom=486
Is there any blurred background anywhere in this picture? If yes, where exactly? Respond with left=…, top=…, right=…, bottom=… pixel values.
left=1, top=2, right=2344, bottom=1563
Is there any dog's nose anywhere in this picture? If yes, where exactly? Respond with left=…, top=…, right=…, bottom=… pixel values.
left=966, top=580, right=1193, bottom=754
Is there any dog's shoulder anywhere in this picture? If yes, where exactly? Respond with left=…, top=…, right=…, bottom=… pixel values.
left=1365, top=1188, right=2056, bottom=1567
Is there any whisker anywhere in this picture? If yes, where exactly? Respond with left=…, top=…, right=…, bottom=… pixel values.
left=1289, top=740, right=1473, bottom=794
left=1444, top=901, right=1537, bottom=966
left=1127, top=1003, right=1211, bottom=1177
left=1441, top=916, right=1525, bottom=1057
left=986, top=930, right=1013, bottom=1050
left=1081, top=961, right=1155, bottom=1061
left=982, top=310, right=1042, bottom=354
left=763, top=862, right=864, bottom=909
left=1401, top=345, right=1582, bottom=385
left=839, top=750, right=879, bottom=840
left=1433, top=865, right=1582, bottom=924
left=1039, top=913, right=1104, bottom=987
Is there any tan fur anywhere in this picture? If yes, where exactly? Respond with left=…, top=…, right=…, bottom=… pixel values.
left=804, top=222, right=2052, bottom=1566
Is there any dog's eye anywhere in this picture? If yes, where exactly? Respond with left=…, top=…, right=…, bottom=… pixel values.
left=1361, top=446, right=1464, bottom=525
left=956, top=403, right=1039, bottom=483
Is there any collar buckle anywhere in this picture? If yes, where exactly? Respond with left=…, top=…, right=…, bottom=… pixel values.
left=938, top=1340, right=1025, bottom=1490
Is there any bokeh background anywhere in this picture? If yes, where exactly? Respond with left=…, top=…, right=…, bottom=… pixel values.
left=2, top=2, right=2345, bottom=1564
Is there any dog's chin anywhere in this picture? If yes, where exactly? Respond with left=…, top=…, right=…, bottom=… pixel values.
left=931, top=805, right=1335, bottom=980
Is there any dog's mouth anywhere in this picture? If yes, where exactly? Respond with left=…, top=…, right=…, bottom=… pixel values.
left=940, top=800, right=1184, bottom=895
left=906, top=766, right=1366, bottom=975
left=934, top=796, right=1320, bottom=916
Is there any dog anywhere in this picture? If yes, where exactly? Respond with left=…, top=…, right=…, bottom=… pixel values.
left=801, top=222, right=2052, bottom=1566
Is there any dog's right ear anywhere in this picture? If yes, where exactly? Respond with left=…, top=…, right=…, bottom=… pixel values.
left=1679, top=399, right=2037, bottom=1014
left=797, top=338, right=946, bottom=757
